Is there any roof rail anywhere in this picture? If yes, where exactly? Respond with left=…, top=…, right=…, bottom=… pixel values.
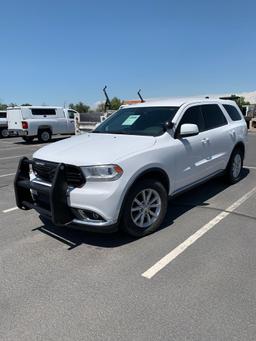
left=219, top=95, right=240, bottom=100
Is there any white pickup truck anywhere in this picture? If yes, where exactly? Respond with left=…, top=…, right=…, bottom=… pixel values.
left=0, top=110, right=9, bottom=138
left=7, top=106, right=78, bottom=142
left=75, top=111, right=116, bottom=135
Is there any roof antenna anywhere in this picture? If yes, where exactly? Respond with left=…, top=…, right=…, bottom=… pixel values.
left=137, top=89, right=145, bottom=103
left=103, top=86, right=111, bottom=112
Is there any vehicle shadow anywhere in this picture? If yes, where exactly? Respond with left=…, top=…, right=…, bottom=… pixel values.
left=32, top=169, right=249, bottom=250
left=161, top=168, right=249, bottom=229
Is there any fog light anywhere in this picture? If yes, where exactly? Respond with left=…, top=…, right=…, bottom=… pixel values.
left=73, top=209, right=105, bottom=222
left=77, top=209, right=88, bottom=220
left=92, top=212, right=100, bottom=220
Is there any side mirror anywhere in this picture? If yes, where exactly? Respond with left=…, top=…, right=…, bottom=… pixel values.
left=164, top=121, right=174, bottom=131
left=180, top=123, right=199, bottom=137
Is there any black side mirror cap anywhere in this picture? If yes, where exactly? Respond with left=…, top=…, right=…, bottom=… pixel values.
left=164, top=121, right=174, bottom=131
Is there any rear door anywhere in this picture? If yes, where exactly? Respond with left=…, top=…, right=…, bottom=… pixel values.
left=200, top=104, right=231, bottom=173
left=7, top=108, right=23, bottom=130
left=52, top=109, right=67, bottom=133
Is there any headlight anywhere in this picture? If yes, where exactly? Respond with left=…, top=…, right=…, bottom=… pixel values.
left=81, top=164, right=123, bottom=181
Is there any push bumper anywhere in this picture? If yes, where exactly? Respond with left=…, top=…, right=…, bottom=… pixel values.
left=14, top=157, right=118, bottom=232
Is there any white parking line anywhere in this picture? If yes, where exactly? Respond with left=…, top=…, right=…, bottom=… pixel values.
left=0, top=155, right=24, bottom=160
left=0, top=143, right=46, bottom=152
left=142, top=185, right=256, bottom=279
left=0, top=173, right=15, bottom=178
left=3, top=206, right=18, bottom=213
left=245, top=166, right=256, bottom=170
left=0, top=141, right=17, bottom=144
left=0, top=147, right=30, bottom=152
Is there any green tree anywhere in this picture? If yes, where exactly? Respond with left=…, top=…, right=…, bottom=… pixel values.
left=8, top=103, right=17, bottom=107
left=0, top=103, right=7, bottom=110
left=0, top=102, right=17, bottom=109
left=230, top=95, right=250, bottom=107
left=69, top=102, right=90, bottom=113
left=96, top=102, right=105, bottom=112
left=21, top=103, right=32, bottom=106
left=96, top=97, right=122, bottom=112
left=110, top=97, right=121, bottom=110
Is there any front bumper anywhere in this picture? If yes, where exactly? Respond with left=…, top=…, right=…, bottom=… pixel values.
left=14, top=157, right=119, bottom=232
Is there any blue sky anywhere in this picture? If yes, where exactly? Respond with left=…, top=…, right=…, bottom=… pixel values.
left=0, top=0, right=255, bottom=107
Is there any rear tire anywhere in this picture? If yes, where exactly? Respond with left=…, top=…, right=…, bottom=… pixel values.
left=0, top=128, right=9, bottom=138
left=22, top=136, right=34, bottom=143
left=225, top=148, right=244, bottom=184
left=38, top=130, right=51, bottom=143
left=121, top=178, right=168, bottom=238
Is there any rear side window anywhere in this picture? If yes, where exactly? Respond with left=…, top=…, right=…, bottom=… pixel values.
left=178, top=105, right=204, bottom=132
left=0, top=112, right=6, bottom=118
left=201, top=104, right=227, bottom=130
left=31, top=108, right=56, bottom=116
left=223, top=104, right=242, bottom=121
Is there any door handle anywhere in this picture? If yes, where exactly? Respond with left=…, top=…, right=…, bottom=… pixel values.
left=229, top=130, right=236, bottom=138
left=201, top=138, right=209, bottom=144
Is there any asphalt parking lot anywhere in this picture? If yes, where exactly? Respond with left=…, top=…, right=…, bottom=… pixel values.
left=0, top=133, right=256, bottom=340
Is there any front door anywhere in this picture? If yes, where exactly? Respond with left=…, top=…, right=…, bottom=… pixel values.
left=172, top=105, right=210, bottom=192
left=67, top=110, right=76, bottom=134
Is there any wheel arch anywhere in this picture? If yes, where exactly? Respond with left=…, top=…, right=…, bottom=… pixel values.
left=37, top=125, right=53, bottom=134
left=225, top=141, right=245, bottom=171
left=231, top=141, right=245, bottom=159
left=117, top=167, right=170, bottom=223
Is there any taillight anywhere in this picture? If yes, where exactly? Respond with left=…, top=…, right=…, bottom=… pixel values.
left=22, top=121, right=28, bottom=129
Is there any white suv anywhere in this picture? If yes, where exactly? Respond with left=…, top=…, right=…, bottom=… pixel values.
left=14, top=98, right=247, bottom=237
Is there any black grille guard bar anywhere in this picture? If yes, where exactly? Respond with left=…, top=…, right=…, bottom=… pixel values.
left=14, top=157, right=74, bottom=226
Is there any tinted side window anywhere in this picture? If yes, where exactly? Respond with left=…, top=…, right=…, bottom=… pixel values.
left=178, top=105, right=204, bottom=132
left=201, top=104, right=227, bottom=130
left=0, top=112, right=6, bottom=118
left=223, top=104, right=242, bottom=121
left=31, top=108, right=56, bottom=116
left=68, top=110, right=75, bottom=119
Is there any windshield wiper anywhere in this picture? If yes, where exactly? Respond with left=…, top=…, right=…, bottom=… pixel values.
left=92, top=130, right=128, bottom=135
left=107, top=131, right=129, bottom=135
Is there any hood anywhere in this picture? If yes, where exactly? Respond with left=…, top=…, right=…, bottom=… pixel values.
left=33, top=133, right=156, bottom=165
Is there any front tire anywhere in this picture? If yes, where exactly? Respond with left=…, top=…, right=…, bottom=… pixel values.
left=225, top=148, right=244, bottom=184
left=121, top=179, right=168, bottom=237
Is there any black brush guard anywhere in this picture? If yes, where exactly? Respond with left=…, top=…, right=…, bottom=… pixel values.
left=14, top=157, right=74, bottom=226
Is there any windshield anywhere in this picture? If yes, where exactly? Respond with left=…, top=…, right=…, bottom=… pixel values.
left=94, top=106, right=179, bottom=136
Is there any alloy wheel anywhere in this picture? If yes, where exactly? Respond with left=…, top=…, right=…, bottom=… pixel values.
left=131, top=189, right=161, bottom=228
